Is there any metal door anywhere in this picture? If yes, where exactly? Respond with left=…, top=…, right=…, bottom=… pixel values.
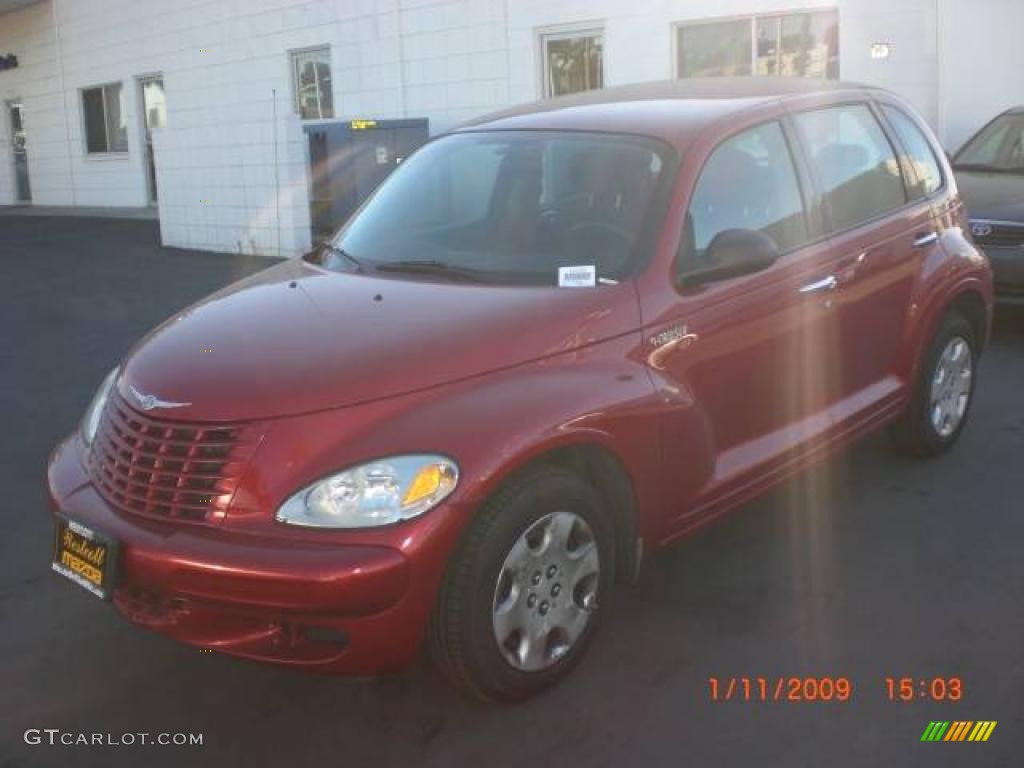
left=8, top=102, right=30, bottom=202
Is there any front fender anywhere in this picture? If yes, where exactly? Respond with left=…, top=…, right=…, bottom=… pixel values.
left=227, top=333, right=667, bottom=546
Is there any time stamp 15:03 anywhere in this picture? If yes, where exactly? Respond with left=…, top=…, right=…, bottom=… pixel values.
left=706, top=677, right=963, bottom=703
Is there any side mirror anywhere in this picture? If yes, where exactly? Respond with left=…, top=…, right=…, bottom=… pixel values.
left=682, top=229, right=780, bottom=285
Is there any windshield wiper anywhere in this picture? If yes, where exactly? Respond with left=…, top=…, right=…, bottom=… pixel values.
left=320, top=243, right=364, bottom=273
left=372, top=259, right=488, bottom=283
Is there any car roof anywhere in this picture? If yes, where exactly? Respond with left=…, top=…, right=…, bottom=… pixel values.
left=456, top=77, right=881, bottom=151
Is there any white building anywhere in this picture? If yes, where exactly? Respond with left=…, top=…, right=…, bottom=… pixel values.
left=1, top=0, right=1022, bottom=258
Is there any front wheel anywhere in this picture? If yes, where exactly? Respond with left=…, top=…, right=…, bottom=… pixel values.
left=428, top=467, right=614, bottom=702
left=891, top=310, right=978, bottom=456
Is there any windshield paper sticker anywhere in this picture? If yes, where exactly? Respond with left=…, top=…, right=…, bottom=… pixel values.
left=559, top=265, right=597, bottom=288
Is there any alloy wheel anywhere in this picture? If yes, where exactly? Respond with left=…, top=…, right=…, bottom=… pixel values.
left=929, top=336, right=973, bottom=438
left=491, top=511, right=600, bottom=672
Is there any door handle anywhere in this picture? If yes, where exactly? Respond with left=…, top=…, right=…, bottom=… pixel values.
left=913, top=231, right=939, bottom=248
left=799, top=275, right=838, bottom=294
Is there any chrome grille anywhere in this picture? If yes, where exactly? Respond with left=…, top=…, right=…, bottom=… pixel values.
left=971, top=221, right=1024, bottom=248
left=90, top=395, right=260, bottom=525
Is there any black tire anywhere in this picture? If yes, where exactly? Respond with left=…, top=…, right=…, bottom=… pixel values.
left=428, top=466, right=615, bottom=703
left=890, top=310, right=978, bottom=456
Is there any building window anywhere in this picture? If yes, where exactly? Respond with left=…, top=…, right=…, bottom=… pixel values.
left=82, top=83, right=128, bottom=154
left=678, top=10, right=838, bottom=80
left=292, top=47, right=333, bottom=120
left=677, top=19, right=752, bottom=79
left=541, top=28, right=604, bottom=98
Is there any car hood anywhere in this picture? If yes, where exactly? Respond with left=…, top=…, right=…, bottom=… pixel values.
left=956, top=170, right=1024, bottom=222
left=119, top=259, right=639, bottom=422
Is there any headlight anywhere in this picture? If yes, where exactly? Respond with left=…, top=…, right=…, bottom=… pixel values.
left=275, top=454, right=459, bottom=528
left=80, top=367, right=119, bottom=447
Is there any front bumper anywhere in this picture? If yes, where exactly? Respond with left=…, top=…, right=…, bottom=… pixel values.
left=46, top=437, right=437, bottom=674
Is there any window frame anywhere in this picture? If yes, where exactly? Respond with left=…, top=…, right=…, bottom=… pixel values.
left=675, top=117, right=818, bottom=283
left=538, top=23, right=606, bottom=99
left=672, top=8, right=840, bottom=80
left=290, top=45, right=334, bottom=121
left=80, top=82, right=128, bottom=156
left=788, top=99, right=921, bottom=239
left=875, top=102, right=947, bottom=202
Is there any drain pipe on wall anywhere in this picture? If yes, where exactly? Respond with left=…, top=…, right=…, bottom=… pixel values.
left=934, top=0, right=947, bottom=149
left=397, top=0, right=408, bottom=118
left=51, top=0, right=76, bottom=205
left=272, top=87, right=282, bottom=258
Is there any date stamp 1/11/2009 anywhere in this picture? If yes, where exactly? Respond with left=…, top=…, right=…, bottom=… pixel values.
left=706, top=676, right=964, bottom=703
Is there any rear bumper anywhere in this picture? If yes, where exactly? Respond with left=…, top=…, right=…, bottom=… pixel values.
left=46, top=437, right=431, bottom=674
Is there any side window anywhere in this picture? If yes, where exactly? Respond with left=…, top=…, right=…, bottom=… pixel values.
left=881, top=105, right=943, bottom=199
left=793, top=104, right=906, bottom=232
left=684, top=121, right=808, bottom=270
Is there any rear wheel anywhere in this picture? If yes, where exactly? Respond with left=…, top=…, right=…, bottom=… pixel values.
left=891, top=311, right=977, bottom=456
left=429, top=466, right=614, bottom=702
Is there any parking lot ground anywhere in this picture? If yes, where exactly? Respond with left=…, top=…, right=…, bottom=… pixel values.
left=1, top=217, right=1022, bottom=767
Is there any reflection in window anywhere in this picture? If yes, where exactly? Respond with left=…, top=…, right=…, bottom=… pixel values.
left=333, top=132, right=666, bottom=284
left=756, top=12, right=839, bottom=79
left=82, top=83, right=128, bottom=154
left=881, top=105, right=943, bottom=198
left=678, top=19, right=752, bottom=78
left=292, top=47, right=333, bottom=120
left=679, top=10, right=838, bottom=80
left=794, top=105, right=906, bottom=232
left=543, top=31, right=604, bottom=98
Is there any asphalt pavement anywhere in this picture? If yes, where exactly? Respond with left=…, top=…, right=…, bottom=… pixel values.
left=1, top=216, right=1021, bottom=767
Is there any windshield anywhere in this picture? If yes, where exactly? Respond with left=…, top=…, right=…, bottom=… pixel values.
left=315, top=131, right=672, bottom=285
left=954, top=113, right=1024, bottom=172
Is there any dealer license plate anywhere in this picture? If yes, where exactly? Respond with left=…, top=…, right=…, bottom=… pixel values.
left=52, top=516, right=118, bottom=600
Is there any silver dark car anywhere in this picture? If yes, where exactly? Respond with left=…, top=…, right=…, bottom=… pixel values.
left=954, top=107, right=1024, bottom=303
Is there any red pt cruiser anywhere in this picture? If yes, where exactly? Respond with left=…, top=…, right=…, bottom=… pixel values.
left=48, top=79, right=992, bottom=701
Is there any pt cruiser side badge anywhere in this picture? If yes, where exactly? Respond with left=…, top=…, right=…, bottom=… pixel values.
left=127, top=384, right=191, bottom=412
left=649, top=324, right=698, bottom=349
left=648, top=325, right=699, bottom=370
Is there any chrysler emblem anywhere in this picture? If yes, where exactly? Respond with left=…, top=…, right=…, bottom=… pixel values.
left=127, top=384, right=191, bottom=412
left=970, top=222, right=992, bottom=238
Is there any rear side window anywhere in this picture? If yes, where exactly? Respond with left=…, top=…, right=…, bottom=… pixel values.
left=882, top=105, right=943, bottom=198
left=794, top=104, right=906, bottom=232
left=684, top=121, right=808, bottom=270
